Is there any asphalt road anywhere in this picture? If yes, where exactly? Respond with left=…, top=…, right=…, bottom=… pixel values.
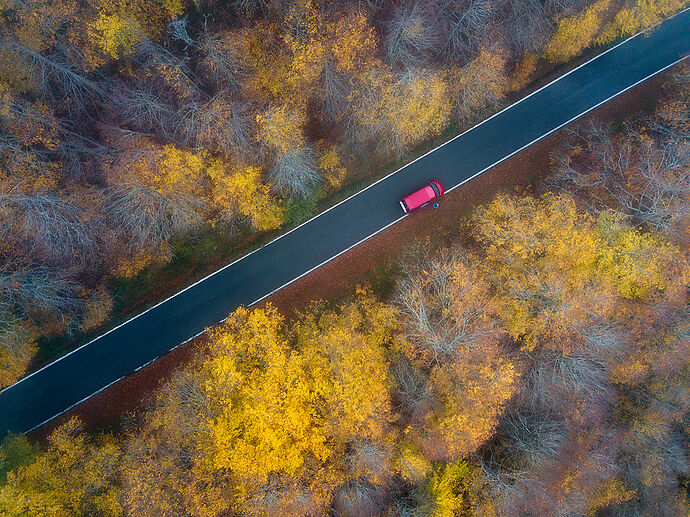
left=1, top=10, right=689, bottom=436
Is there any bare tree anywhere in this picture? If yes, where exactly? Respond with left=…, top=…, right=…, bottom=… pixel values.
left=395, top=248, right=500, bottom=363
left=2, top=40, right=106, bottom=111
left=552, top=122, right=690, bottom=235
left=345, top=439, right=393, bottom=483
left=522, top=352, right=611, bottom=412
left=232, top=0, right=270, bottom=16
left=0, top=265, right=80, bottom=320
left=176, top=95, right=253, bottom=156
left=502, top=411, right=568, bottom=470
left=317, top=59, right=350, bottom=122
left=0, top=192, right=98, bottom=269
left=390, top=355, right=434, bottom=423
left=196, top=29, right=248, bottom=91
left=437, top=0, right=493, bottom=62
left=133, top=39, right=202, bottom=103
left=270, top=147, right=321, bottom=197
left=503, top=0, right=553, bottom=54
left=108, top=83, right=176, bottom=139
left=168, top=17, right=195, bottom=49
left=102, top=181, right=204, bottom=256
left=382, top=1, right=441, bottom=68
left=333, top=479, right=389, bottom=517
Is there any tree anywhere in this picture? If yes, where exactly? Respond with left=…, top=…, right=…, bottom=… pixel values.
left=395, top=248, right=518, bottom=459
left=284, top=9, right=378, bottom=121
left=121, top=372, right=228, bottom=517
left=451, top=42, right=508, bottom=122
left=472, top=194, right=615, bottom=351
left=0, top=418, right=122, bottom=517
left=552, top=122, right=690, bottom=237
left=107, top=83, right=176, bottom=138
left=88, top=13, right=143, bottom=62
left=235, top=21, right=294, bottom=103
left=0, top=266, right=80, bottom=324
left=318, top=144, right=348, bottom=189
left=382, top=1, right=440, bottom=68
left=504, top=0, right=553, bottom=54
left=207, top=161, right=284, bottom=231
left=102, top=180, right=202, bottom=272
left=256, top=104, right=321, bottom=196
left=595, top=211, right=683, bottom=300
left=198, top=290, right=395, bottom=515
left=0, top=191, right=98, bottom=269
left=349, top=66, right=452, bottom=157
left=428, top=355, right=519, bottom=458
left=101, top=143, right=207, bottom=273
left=597, top=0, right=686, bottom=44
left=0, top=433, right=40, bottom=483
left=543, top=0, right=614, bottom=63
left=0, top=312, right=38, bottom=388
left=436, top=0, right=492, bottom=63
left=177, top=95, right=253, bottom=158
left=196, top=28, right=247, bottom=91
left=414, top=461, right=480, bottom=517
left=270, top=147, right=321, bottom=197
left=395, top=248, right=500, bottom=363
left=255, top=104, right=307, bottom=153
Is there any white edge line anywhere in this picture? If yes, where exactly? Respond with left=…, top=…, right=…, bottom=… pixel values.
left=25, top=375, right=126, bottom=434
left=4, top=8, right=688, bottom=402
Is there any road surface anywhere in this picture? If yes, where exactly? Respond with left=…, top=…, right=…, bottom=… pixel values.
left=1, top=9, right=689, bottom=435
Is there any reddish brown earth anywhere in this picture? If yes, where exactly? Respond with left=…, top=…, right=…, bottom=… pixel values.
left=28, top=63, right=677, bottom=443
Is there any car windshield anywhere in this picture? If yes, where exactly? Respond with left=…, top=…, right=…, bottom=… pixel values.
left=429, top=182, right=440, bottom=197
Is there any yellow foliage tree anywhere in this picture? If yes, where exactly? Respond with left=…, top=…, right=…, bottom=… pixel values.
left=208, top=161, right=284, bottom=231
left=255, top=105, right=307, bottom=153
left=318, top=145, right=348, bottom=189
left=0, top=418, right=122, bottom=517
left=327, top=11, right=378, bottom=75
left=86, top=0, right=184, bottom=40
left=0, top=317, right=38, bottom=389
left=395, top=438, right=432, bottom=483
left=238, top=21, right=294, bottom=103
left=452, top=43, right=508, bottom=121
left=353, top=65, right=453, bottom=155
left=119, top=143, right=207, bottom=198
left=430, top=357, right=519, bottom=458
left=418, top=461, right=480, bottom=517
left=88, top=13, right=143, bottom=62
left=204, top=305, right=331, bottom=481
left=80, top=286, right=114, bottom=332
left=473, top=194, right=615, bottom=351
left=595, top=211, right=683, bottom=299
left=202, top=290, right=395, bottom=515
left=285, top=9, right=378, bottom=102
left=597, top=0, right=686, bottom=43
left=121, top=373, right=229, bottom=517
left=586, top=478, right=636, bottom=515
left=543, top=0, right=614, bottom=63
left=294, top=288, right=396, bottom=442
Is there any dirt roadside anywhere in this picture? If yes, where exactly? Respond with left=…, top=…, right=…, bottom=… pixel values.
left=28, top=62, right=678, bottom=443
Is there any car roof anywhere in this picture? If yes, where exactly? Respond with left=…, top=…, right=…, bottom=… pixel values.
left=402, top=185, right=435, bottom=209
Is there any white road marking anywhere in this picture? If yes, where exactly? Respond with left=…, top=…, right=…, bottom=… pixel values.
left=25, top=375, right=126, bottom=433
left=6, top=9, right=690, bottom=432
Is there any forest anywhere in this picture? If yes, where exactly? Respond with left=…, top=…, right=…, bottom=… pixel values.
left=0, top=52, right=688, bottom=516
left=1, top=0, right=685, bottom=388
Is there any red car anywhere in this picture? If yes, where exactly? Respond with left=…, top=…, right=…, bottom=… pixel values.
left=399, top=181, right=445, bottom=213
